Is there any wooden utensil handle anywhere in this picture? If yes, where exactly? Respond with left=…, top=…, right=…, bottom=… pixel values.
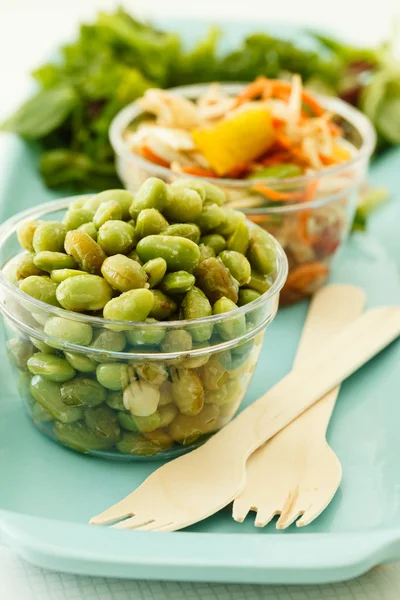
left=292, top=284, right=365, bottom=431
left=217, top=306, right=400, bottom=458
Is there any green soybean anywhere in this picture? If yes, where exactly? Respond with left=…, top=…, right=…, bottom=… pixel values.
left=136, top=235, right=200, bottom=272
left=64, top=352, right=97, bottom=373
left=97, top=220, right=135, bottom=255
left=19, top=275, right=60, bottom=306
left=103, top=288, right=154, bottom=322
left=130, top=178, right=168, bottom=218
left=219, top=250, right=251, bottom=286
left=27, top=353, right=76, bottom=382
left=135, top=208, right=168, bottom=239
left=164, top=223, right=201, bottom=243
left=33, top=251, right=77, bottom=272
left=30, top=375, right=83, bottom=422
left=200, top=234, right=226, bottom=255
left=96, top=362, right=132, bottom=390
left=44, top=316, right=93, bottom=346
left=143, top=257, right=167, bottom=288
left=56, top=274, right=112, bottom=311
left=63, top=208, right=94, bottom=231
left=101, top=254, right=147, bottom=292
left=32, top=222, right=67, bottom=253
left=60, top=377, right=106, bottom=407
left=160, top=271, right=195, bottom=295
left=54, top=421, right=115, bottom=452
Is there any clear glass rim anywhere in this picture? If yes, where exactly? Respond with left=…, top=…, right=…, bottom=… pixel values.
left=109, top=82, right=376, bottom=207
left=0, top=196, right=288, bottom=331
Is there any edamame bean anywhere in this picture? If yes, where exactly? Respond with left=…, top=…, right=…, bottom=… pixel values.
left=136, top=235, right=200, bottom=272
left=85, top=406, right=121, bottom=442
left=227, top=221, right=250, bottom=254
left=148, top=290, right=177, bottom=320
left=60, top=377, right=107, bottom=407
left=158, top=403, right=178, bottom=427
left=195, top=257, right=239, bottom=303
left=171, top=367, right=204, bottom=416
left=161, top=330, right=192, bottom=353
left=123, top=380, right=160, bottom=416
left=116, top=432, right=166, bottom=455
left=44, top=316, right=93, bottom=346
left=200, top=234, right=226, bottom=255
left=27, top=353, right=76, bottom=382
left=160, top=271, right=195, bottom=295
left=33, top=222, right=67, bottom=253
left=132, top=412, right=162, bottom=433
left=164, top=187, right=203, bottom=222
left=125, top=318, right=165, bottom=346
left=64, top=230, right=106, bottom=275
left=158, top=381, right=173, bottom=406
left=246, top=270, right=273, bottom=294
left=16, top=253, right=45, bottom=279
left=106, top=390, right=125, bottom=411
left=117, top=411, right=138, bottom=431
left=200, top=358, right=229, bottom=390
left=164, top=223, right=201, bottom=243
left=33, top=251, right=77, bottom=272
left=93, top=200, right=122, bottom=228
left=20, top=275, right=60, bottom=306
left=143, top=257, right=167, bottom=288
left=130, top=178, right=168, bottom=219
left=7, top=337, right=35, bottom=370
left=91, top=329, right=126, bottom=352
left=63, top=208, right=94, bottom=231
left=195, top=203, right=225, bottom=233
left=17, top=220, right=42, bottom=252
left=247, top=226, right=277, bottom=274
left=214, top=207, right=245, bottom=236
left=54, top=422, right=115, bottom=452
left=213, top=297, right=246, bottom=340
left=56, top=274, right=112, bottom=311
left=30, top=337, right=56, bottom=354
left=30, top=375, right=83, bottom=422
left=238, top=289, right=261, bottom=306
left=198, top=244, right=215, bottom=262
left=136, top=363, right=168, bottom=386
left=78, top=222, right=98, bottom=240
left=135, top=208, right=168, bottom=239
left=32, top=402, right=54, bottom=422
left=96, top=362, right=133, bottom=390
left=50, top=269, right=84, bottom=283
left=219, top=250, right=251, bottom=286
left=181, top=287, right=213, bottom=342
left=97, top=220, right=135, bottom=255
left=84, top=189, right=133, bottom=220
left=64, top=352, right=97, bottom=373
left=103, top=288, right=154, bottom=322
left=168, top=404, right=219, bottom=444
left=101, top=254, right=147, bottom=292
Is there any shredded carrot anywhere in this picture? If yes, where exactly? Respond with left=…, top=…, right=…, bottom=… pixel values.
left=259, top=152, right=291, bottom=166
left=253, top=184, right=305, bottom=202
left=142, top=146, right=170, bottom=168
left=319, top=153, right=339, bottom=166
left=275, top=132, right=292, bottom=150
left=246, top=214, right=274, bottom=225
left=303, top=179, right=319, bottom=203
left=181, top=166, right=217, bottom=178
left=328, top=121, right=343, bottom=137
left=234, top=76, right=269, bottom=106
left=285, top=262, right=329, bottom=292
left=296, top=209, right=312, bottom=244
left=271, top=116, right=286, bottom=129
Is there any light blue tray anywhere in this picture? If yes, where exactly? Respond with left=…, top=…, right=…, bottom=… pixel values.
left=1, top=20, right=400, bottom=586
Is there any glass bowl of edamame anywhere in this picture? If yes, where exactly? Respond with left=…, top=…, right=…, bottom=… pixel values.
left=0, top=178, right=287, bottom=460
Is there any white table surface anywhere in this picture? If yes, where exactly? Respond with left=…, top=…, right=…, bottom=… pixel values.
left=1, top=1, right=400, bottom=597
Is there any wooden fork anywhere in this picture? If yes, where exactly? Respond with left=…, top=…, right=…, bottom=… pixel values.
left=232, top=284, right=365, bottom=529
left=90, top=305, right=400, bottom=532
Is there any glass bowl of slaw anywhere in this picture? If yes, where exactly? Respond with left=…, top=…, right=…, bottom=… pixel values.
left=110, top=82, right=376, bottom=305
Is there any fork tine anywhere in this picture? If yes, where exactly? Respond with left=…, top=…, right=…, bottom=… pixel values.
left=232, top=500, right=251, bottom=523
left=276, top=508, right=303, bottom=530
left=134, top=521, right=174, bottom=532
left=254, top=508, right=279, bottom=528
left=112, top=516, right=152, bottom=530
left=90, top=494, right=137, bottom=525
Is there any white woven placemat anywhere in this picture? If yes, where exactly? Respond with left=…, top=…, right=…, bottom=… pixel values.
left=0, top=546, right=399, bottom=600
